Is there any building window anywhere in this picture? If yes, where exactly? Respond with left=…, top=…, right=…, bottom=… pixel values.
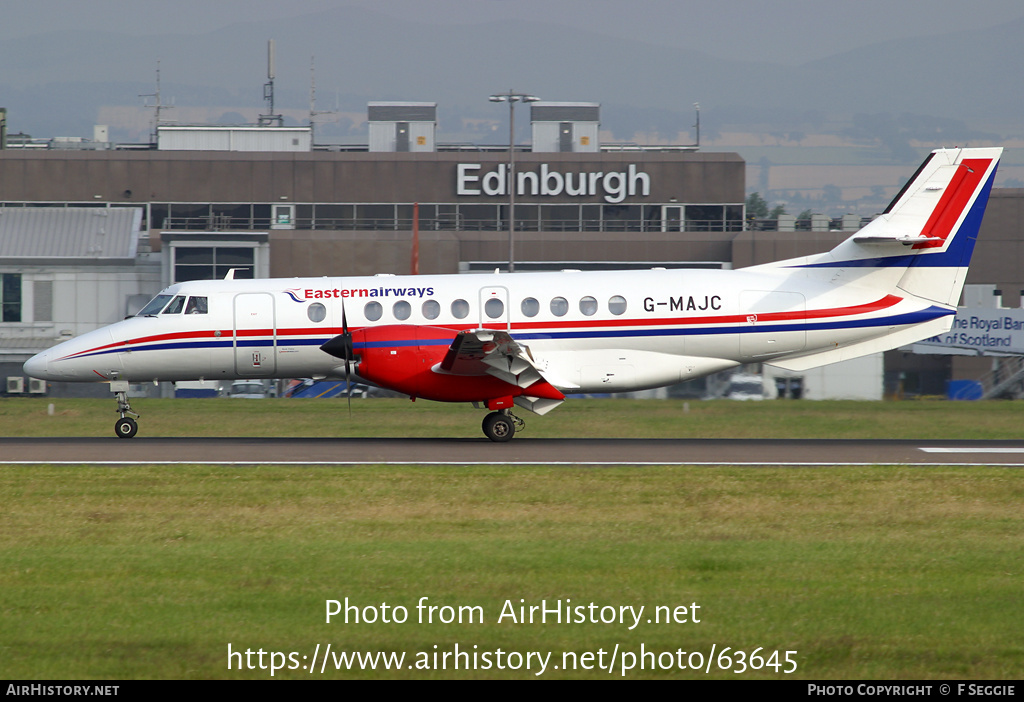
left=540, top=205, right=580, bottom=232
left=726, top=205, right=744, bottom=231
left=602, top=205, right=642, bottom=232
left=168, top=203, right=211, bottom=230
left=212, top=204, right=252, bottom=229
left=173, top=246, right=254, bottom=282
left=686, top=205, right=726, bottom=232
left=1, top=273, right=21, bottom=322
left=460, top=205, right=500, bottom=231
left=313, top=204, right=354, bottom=229
left=33, top=280, right=53, bottom=322
left=357, top=204, right=396, bottom=230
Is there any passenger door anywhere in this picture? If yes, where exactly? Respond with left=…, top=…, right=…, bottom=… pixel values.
left=233, top=292, right=277, bottom=376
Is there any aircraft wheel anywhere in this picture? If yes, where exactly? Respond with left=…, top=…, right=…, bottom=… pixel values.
left=482, top=412, right=515, bottom=442
left=114, top=416, right=138, bottom=439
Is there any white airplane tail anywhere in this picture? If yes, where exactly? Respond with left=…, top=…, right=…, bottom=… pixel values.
left=753, top=147, right=1001, bottom=305
left=751, top=147, right=1002, bottom=372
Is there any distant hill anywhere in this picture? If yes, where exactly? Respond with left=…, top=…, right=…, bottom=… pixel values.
left=0, top=6, right=1021, bottom=145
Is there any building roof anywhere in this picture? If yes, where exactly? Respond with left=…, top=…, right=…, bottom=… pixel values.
left=0, top=207, right=142, bottom=263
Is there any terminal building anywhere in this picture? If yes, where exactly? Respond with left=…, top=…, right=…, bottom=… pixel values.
left=0, top=101, right=1021, bottom=399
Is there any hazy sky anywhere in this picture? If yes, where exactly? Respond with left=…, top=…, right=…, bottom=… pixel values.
left=4, top=0, right=1024, bottom=65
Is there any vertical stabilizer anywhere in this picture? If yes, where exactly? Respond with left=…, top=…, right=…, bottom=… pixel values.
left=889, top=148, right=1001, bottom=306
left=759, top=148, right=1001, bottom=308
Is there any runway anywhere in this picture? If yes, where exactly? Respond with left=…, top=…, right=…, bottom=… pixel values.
left=2, top=437, right=1024, bottom=466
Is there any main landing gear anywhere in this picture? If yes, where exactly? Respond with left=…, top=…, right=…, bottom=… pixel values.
left=111, top=380, right=139, bottom=439
left=482, top=409, right=524, bottom=442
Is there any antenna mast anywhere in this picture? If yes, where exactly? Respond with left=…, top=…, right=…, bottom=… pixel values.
left=308, top=55, right=338, bottom=144
left=259, top=40, right=283, bottom=127
left=139, top=60, right=174, bottom=143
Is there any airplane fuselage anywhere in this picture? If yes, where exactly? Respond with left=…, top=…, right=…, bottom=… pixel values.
left=25, top=266, right=949, bottom=394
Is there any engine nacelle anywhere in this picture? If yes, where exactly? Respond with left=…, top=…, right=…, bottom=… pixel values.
left=350, top=324, right=451, bottom=396
left=349, top=324, right=549, bottom=403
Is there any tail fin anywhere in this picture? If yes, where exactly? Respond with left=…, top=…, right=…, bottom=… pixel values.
left=756, top=147, right=1002, bottom=307
left=861, top=147, right=1001, bottom=306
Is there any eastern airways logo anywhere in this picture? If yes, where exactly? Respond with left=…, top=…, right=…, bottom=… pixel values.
left=284, top=286, right=435, bottom=302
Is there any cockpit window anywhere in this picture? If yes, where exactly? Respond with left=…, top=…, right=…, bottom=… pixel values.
left=185, top=296, right=208, bottom=314
left=139, top=294, right=172, bottom=316
left=163, top=295, right=186, bottom=314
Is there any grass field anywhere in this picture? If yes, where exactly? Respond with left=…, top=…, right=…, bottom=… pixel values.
left=1, top=397, right=1022, bottom=679
left=4, top=395, right=1024, bottom=439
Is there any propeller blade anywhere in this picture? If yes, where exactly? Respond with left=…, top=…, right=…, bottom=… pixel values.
left=318, top=301, right=356, bottom=417
left=342, top=301, right=352, bottom=417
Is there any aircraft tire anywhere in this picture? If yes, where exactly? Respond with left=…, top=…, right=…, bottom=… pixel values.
left=114, top=417, right=138, bottom=439
left=482, top=412, right=515, bottom=442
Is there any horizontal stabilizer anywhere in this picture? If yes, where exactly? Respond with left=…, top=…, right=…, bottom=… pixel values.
left=852, top=234, right=944, bottom=245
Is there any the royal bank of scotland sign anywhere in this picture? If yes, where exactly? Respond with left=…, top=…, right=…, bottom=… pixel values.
left=913, top=309, right=1024, bottom=355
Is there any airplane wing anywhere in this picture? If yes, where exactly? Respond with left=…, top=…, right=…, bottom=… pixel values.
left=438, top=329, right=566, bottom=415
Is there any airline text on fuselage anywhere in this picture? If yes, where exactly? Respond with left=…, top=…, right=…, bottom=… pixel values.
left=286, top=287, right=436, bottom=302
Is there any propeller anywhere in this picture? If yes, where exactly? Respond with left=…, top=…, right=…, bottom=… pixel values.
left=341, top=303, right=352, bottom=416
left=319, top=301, right=355, bottom=415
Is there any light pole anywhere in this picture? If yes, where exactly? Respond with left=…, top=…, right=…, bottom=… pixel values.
left=489, top=90, right=539, bottom=273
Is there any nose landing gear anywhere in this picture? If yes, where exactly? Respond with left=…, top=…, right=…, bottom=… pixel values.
left=111, top=380, right=140, bottom=439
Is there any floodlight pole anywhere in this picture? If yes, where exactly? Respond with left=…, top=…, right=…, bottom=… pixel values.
left=490, top=90, right=539, bottom=273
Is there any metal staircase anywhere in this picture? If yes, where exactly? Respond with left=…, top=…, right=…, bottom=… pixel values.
left=979, top=356, right=1024, bottom=399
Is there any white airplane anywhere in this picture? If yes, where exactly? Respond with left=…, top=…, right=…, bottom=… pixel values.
left=24, top=147, right=1002, bottom=441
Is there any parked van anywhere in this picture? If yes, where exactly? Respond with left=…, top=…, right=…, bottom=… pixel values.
left=229, top=380, right=269, bottom=399
left=725, top=373, right=764, bottom=401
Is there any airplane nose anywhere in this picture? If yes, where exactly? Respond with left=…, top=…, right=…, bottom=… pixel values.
left=23, top=327, right=119, bottom=382
left=23, top=350, right=51, bottom=380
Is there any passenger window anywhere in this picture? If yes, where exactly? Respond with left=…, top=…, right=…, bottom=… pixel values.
left=364, top=301, right=383, bottom=321
left=422, top=299, right=440, bottom=320
left=163, top=295, right=186, bottom=314
left=579, top=296, right=598, bottom=316
left=550, top=297, right=568, bottom=317
left=521, top=297, right=539, bottom=317
left=307, top=302, right=326, bottom=323
left=185, top=296, right=208, bottom=314
left=609, top=295, right=627, bottom=315
left=393, top=300, right=411, bottom=320
left=451, top=299, right=470, bottom=319
left=484, top=298, right=504, bottom=319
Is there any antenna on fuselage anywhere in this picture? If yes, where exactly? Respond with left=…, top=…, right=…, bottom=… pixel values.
left=224, top=268, right=250, bottom=280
